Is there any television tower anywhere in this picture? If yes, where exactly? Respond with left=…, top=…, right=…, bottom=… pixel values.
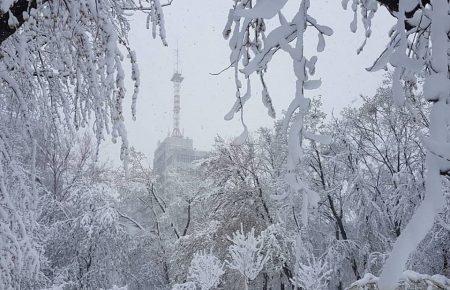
left=170, top=48, right=183, bottom=137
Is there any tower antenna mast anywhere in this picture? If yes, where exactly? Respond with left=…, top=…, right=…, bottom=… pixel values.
left=170, top=46, right=183, bottom=137
left=176, top=43, right=179, bottom=73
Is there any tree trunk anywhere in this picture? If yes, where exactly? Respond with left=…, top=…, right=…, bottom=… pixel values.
left=263, top=273, right=269, bottom=290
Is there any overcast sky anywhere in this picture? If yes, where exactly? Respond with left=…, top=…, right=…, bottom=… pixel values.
left=100, top=0, right=395, bottom=165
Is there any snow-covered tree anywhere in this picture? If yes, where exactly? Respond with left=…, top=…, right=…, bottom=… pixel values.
left=0, top=1, right=171, bottom=287
left=221, top=1, right=450, bottom=288
left=291, top=235, right=332, bottom=290
left=375, top=1, right=450, bottom=287
left=172, top=281, right=196, bottom=290
left=1, top=0, right=449, bottom=289
left=37, top=135, right=155, bottom=288
left=222, top=0, right=333, bottom=226
left=0, top=0, right=168, bottom=165
left=227, top=225, right=269, bottom=290
left=187, top=250, right=224, bottom=290
left=0, top=136, right=41, bottom=289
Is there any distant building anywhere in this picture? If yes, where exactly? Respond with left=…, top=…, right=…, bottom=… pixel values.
left=153, top=50, right=208, bottom=176
left=153, top=135, right=208, bottom=176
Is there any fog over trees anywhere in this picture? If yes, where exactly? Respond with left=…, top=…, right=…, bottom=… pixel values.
left=0, top=0, right=449, bottom=289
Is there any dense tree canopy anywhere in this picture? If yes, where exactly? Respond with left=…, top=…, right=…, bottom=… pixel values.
left=0, top=0, right=449, bottom=289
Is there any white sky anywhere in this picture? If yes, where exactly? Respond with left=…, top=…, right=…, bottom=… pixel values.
left=100, top=0, right=395, bottom=165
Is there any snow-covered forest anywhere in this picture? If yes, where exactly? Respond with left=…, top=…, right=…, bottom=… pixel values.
left=0, top=0, right=449, bottom=289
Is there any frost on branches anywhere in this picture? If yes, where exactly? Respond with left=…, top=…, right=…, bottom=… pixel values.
left=0, top=0, right=169, bottom=288
left=291, top=236, right=332, bottom=290
left=0, top=0, right=167, bottom=165
left=0, top=0, right=449, bottom=289
left=227, top=225, right=269, bottom=290
left=173, top=250, right=224, bottom=290
left=187, top=250, right=225, bottom=290
left=349, top=270, right=450, bottom=290
left=223, top=0, right=450, bottom=288
left=349, top=0, right=450, bottom=288
left=223, top=0, right=333, bottom=226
